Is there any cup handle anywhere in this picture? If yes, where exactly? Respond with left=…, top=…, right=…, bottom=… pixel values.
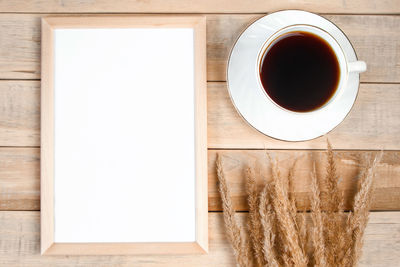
left=348, top=61, right=367, bottom=73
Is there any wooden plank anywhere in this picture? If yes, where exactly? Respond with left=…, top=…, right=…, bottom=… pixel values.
left=1, top=148, right=399, bottom=211
left=0, top=211, right=399, bottom=266
left=207, top=14, right=400, bottom=83
left=0, top=15, right=41, bottom=79
left=0, top=14, right=399, bottom=83
left=0, top=148, right=39, bottom=211
left=0, top=81, right=400, bottom=149
left=208, top=82, right=400, bottom=149
left=208, top=150, right=400, bottom=211
left=0, top=0, right=399, bottom=14
left=0, top=81, right=40, bottom=146
left=324, top=15, right=400, bottom=84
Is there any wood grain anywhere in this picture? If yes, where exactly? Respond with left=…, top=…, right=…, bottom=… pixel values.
left=1, top=148, right=400, bottom=211
left=1, top=81, right=400, bottom=149
left=0, top=14, right=399, bottom=82
left=207, top=14, right=400, bottom=82
left=208, top=150, right=400, bottom=211
left=0, top=211, right=399, bottom=266
left=208, top=82, right=400, bottom=149
left=0, top=0, right=399, bottom=14
left=0, top=0, right=398, bottom=265
left=0, top=148, right=39, bottom=211
left=0, top=81, right=40, bottom=146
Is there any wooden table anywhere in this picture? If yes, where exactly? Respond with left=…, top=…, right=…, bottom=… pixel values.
left=0, top=1, right=399, bottom=266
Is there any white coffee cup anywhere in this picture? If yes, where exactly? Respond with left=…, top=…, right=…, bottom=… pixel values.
left=227, top=10, right=367, bottom=141
left=256, top=24, right=367, bottom=113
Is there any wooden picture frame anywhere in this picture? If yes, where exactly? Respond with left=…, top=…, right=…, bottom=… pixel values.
left=41, top=16, right=207, bottom=255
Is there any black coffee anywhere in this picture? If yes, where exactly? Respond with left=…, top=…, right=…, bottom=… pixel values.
left=259, top=31, right=340, bottom=112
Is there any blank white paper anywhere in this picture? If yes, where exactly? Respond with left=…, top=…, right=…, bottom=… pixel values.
left=53, top=28, right=196, bottom=242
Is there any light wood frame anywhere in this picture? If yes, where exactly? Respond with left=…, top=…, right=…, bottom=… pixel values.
left=41, top=16, right=207, bottom=255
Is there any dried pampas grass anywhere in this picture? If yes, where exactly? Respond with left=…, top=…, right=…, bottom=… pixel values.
left=270, top=159, right=308, bottom=267
left=259, top=184, right=279, bottom=267
left=245, top=168, right=265, bottom=267
left=216, top=142, right=380, bottom=267
left=310, top=163, right=326, bottom=267
left=216, top=154, right=252, bottom=267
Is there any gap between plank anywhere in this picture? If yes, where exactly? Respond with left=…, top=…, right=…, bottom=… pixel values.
left=0, top=12, right=399, bottom=15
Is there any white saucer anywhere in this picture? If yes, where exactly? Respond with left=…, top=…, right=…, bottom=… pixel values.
left=227, top=10, right=360, bottom=141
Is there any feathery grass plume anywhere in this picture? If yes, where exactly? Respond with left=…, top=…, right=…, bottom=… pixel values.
left=325, top=140, right=343, bottom=212
left=286, top=159, right=307, bottom=257
left=269, top=186, right=292, bottom=267
left=270, top=159, right=308, bottom=267
left=264, top=153, right=292, bottom=265
left=281, top=252, right=293, bottom=267
left=216, top=154, right=252, bottom=267
left=296, top=212, right=309, bottom=258
left=322, top=140, right=345, bottom=265
left=245, top=167, right=265, bottom=267
left=216, top=146, right=378, bottom=267
left=342, top=153, right=382, bottom=267
left=287, top=160, right=298, bottom=226
left=259, top=184, right=279, bottom=267
left=310, top=163, right=327, bottom=267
